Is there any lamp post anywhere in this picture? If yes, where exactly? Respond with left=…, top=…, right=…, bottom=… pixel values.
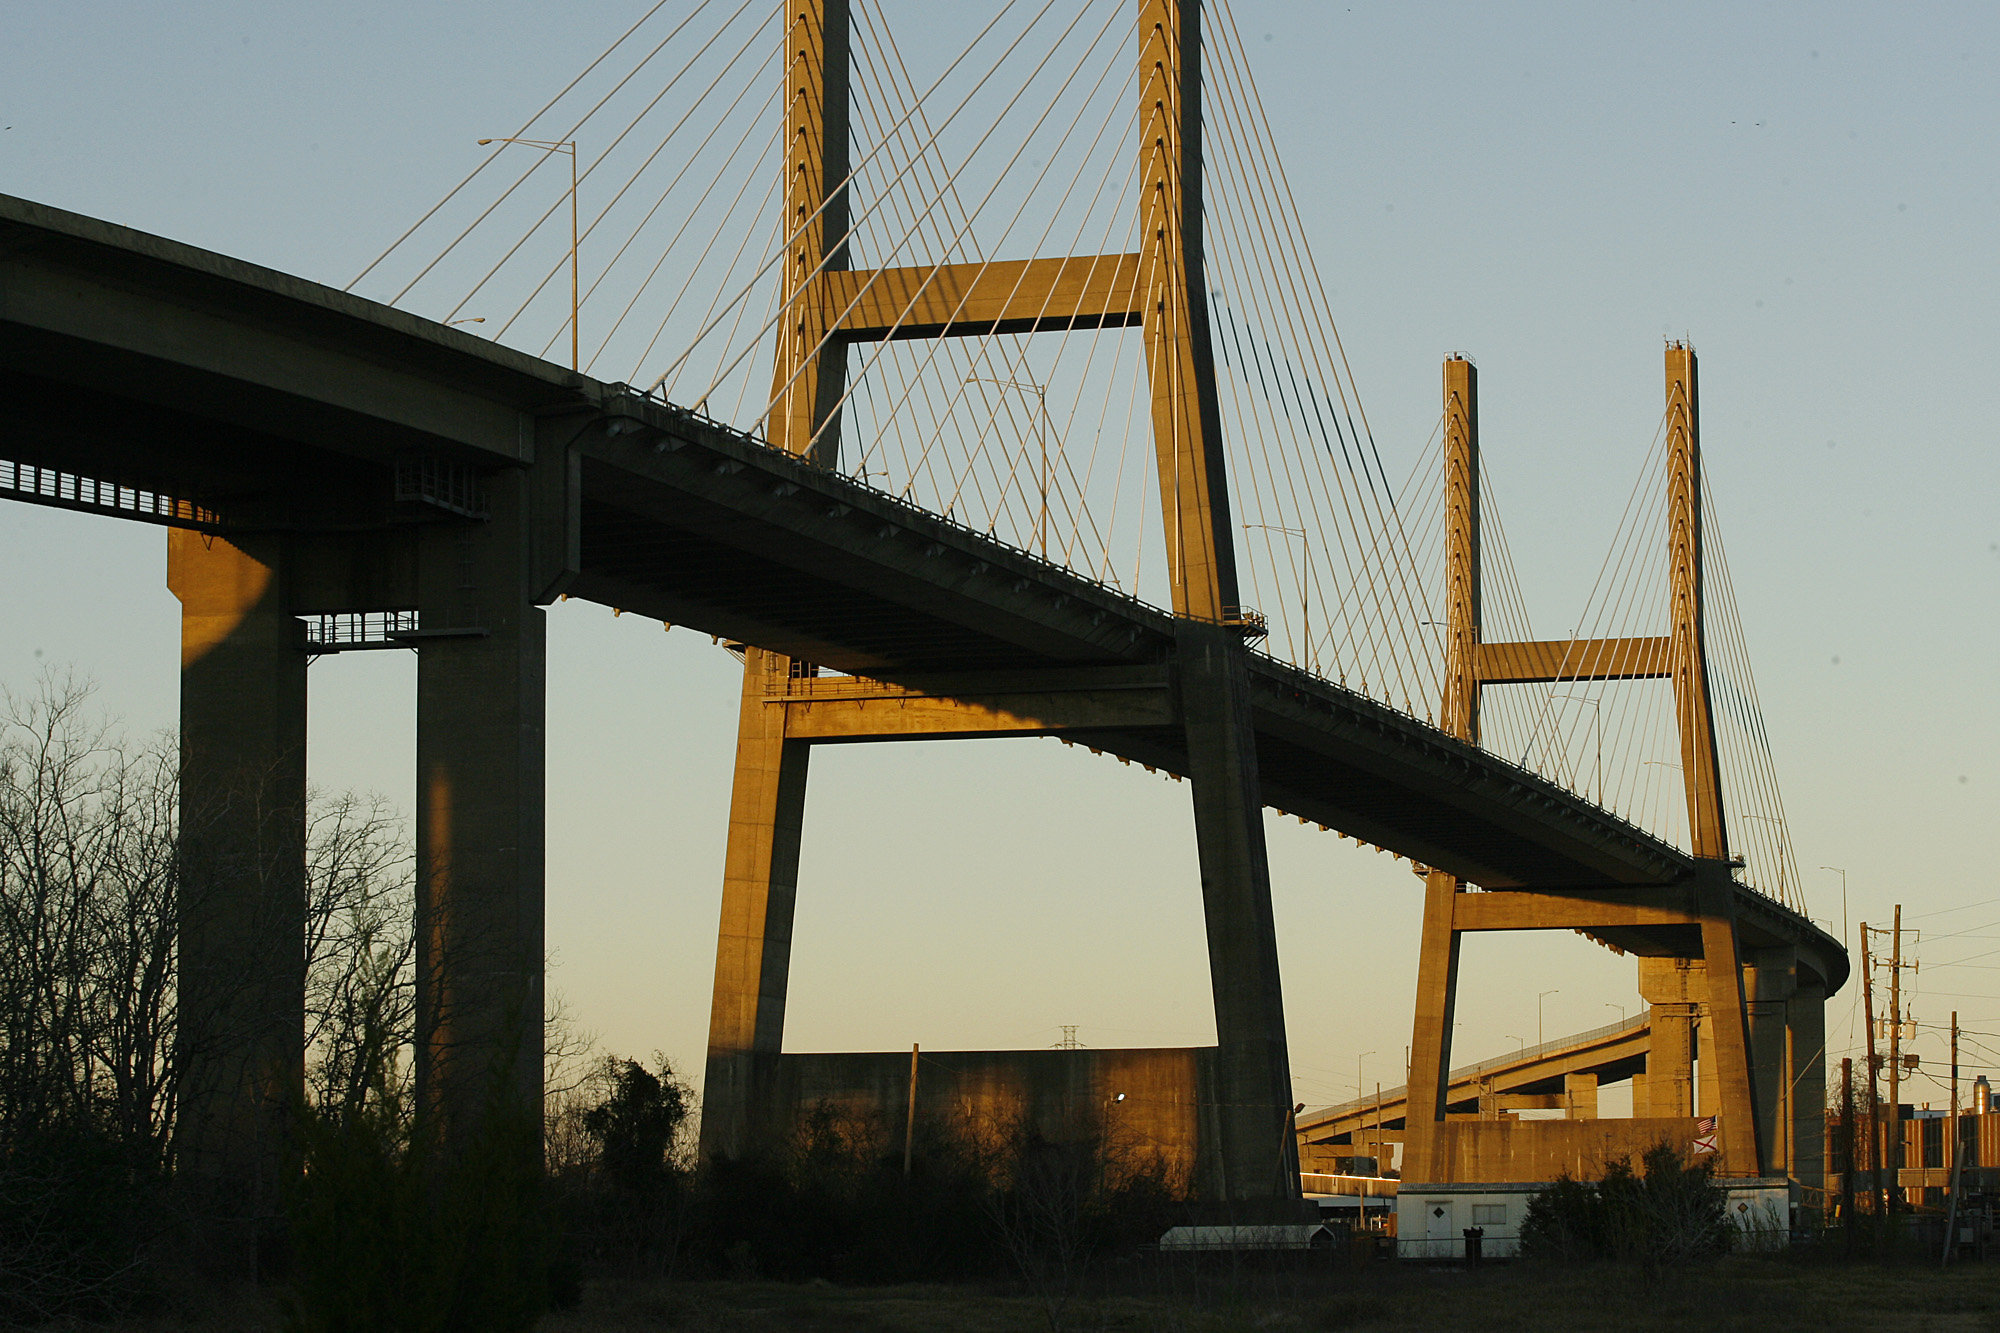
left=965, top=375, right=1052, bottom=557
left=1820, top=865, right=1849, bottom=948
left=1246, top=522, right=1312, bottom=669
left=478, top=136, right=578, bottom=370
left=1551, top=693, right=1601, bottom=803
left=1605, top=1002, right=1627, bottom=1025
left=1538, top=989, right=1559, bottom=1049
left=1356, top=1049, right=1376, bottom=1160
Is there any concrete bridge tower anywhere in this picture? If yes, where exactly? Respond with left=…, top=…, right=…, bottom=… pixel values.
left=699, top=0, right=1302, bottom=1210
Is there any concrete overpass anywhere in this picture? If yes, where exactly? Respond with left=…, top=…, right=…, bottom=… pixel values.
left=1299, top=1010, right=1654, bottom=1155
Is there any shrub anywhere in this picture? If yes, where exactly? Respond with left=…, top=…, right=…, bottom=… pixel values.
left=285, top=1095, right=553, bottom=1333
left=1521, top=1142, right=1731, bottom=1267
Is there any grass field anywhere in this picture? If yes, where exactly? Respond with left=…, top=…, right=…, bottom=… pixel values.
left=81, top=1255, right=2000, bottom=1331
left=533, top=1259, right=2000, bottom=1333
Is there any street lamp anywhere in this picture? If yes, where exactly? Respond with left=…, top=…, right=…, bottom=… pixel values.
left=1605, top=1002, right=1627, bottom=1024
left=1506, top=1034, right=1527, bottom=1055
left=478, top=136, right=578, bottom=370
left=1820, top=865, right=1849, bottom=947
left=1355, top=1049, right=1376, bottom=1156
left=1246, top=522, right=1312, bottom=669
left=965, top=375, right=1052, bottom=557
left=1538, top=989, right=1559, bottom=1048
left=1551, top=693, right=1601, bottom=803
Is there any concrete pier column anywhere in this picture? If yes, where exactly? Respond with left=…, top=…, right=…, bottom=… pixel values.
left=1696, top=873, right=1764, bottom=1175
left=1402, top=870, right=1462, bottom=1181
left=700, top=648, right=811, bottom=1160
left=1565, top=1074, right=1600, bottom=1120
left=1744, top=949, right=1798, bottom=1176
left=1788, top=974, right=1828, bottom=1193
left=169, top=530, right=307, bottom=1241
left=1176, top=620, right=1299, bottom=1210
left=414, top=469, right=546, bottom=1150
left=1638, top=958, right=1699, bottom=1118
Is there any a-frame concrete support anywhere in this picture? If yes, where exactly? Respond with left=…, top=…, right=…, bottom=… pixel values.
left=1666, top=343, right=1761, bottom=1176
left=1401, top=357, right=1477, bottom=1185
left=702, top=0, right=1300, bottom=1208
left=701, top=0, right=847, bottom=1164
left=702, top=648, right=811, bottom=1160
left=1401, top=346, right=1791, bottom=1184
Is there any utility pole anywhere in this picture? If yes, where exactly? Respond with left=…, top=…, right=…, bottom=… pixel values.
left=1888, top=904, right=1904, bottom=1210
left=1860, top=921, right=1882, bottom=1217
left=1944, top=1012, right=1963, bottom=1265
left=1840, top=1056, right=1855, bottom=1249
left=1951, top=1011, right=1960, bottom=1177
left=903, top=1043, right=919, bottom=1177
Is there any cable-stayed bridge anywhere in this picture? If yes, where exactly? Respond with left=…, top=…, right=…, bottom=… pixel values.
left=0, top=0, right=1841, bottom=1218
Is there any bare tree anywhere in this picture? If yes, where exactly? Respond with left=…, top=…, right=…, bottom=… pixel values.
left=0, top=672, right=431, bottom=1316
left=978, top=1110, right=1174, bottom=1333
left=301, top=790, right=415, bottom=1125
left=0, top=674, right=180, bottom=1161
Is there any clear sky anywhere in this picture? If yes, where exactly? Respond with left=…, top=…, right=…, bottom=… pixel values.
left=4, top=1, right=1996, bottom=1114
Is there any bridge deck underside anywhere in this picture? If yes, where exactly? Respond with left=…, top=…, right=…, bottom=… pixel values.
left=0, top=192, right=1843, bottom=989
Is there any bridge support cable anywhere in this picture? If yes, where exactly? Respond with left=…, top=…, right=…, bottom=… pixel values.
left=1491, top=418, right=1675, bottom=823
left=565, top=66, right=787, bottom=369
left=487, top=15, right=786, bottom=357
left=1199, top=3, right=1446, bottom=710
left=346, top=0, right=696, bottom=294
left=667, top=0, right=1093, bottom=417
left=1697, top=475, right=1806, bottom=912
left=823, top=1, right=1142, bottom=549
left=416, top=0, right=774, bottom=319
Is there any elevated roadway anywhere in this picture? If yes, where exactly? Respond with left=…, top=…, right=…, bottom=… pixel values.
left=1298, top=1011, right=1654, bottom=1148
left=0, top=193, right=1847, bottom=968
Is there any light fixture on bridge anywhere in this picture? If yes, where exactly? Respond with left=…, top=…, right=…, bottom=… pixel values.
left=476, top=136, right=579, bottom=371
left=1819, top=865, right=1849, bottom=946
